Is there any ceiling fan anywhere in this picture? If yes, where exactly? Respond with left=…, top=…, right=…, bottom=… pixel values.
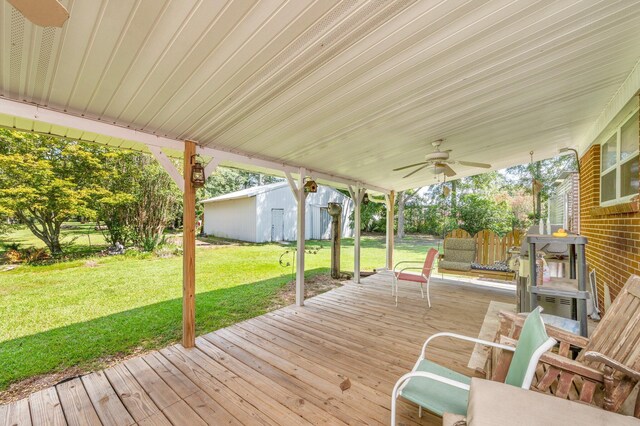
left=393, top=139, right=491, bottom=179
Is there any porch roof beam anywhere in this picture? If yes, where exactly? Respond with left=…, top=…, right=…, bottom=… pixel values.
left=0, top=98, right=391, bottom=195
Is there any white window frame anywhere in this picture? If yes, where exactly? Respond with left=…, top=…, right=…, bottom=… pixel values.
left=600, top=108, right=640, bottom=207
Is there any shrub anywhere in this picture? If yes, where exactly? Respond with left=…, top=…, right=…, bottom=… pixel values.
left=3, top=247, right=49, bottom=264
left=141, top=235, right=166, bottom=252
left=153, top=244, right=182, bottom=258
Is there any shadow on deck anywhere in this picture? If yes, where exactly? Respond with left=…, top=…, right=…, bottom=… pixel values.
left=0, top=273, right=514, bottom=425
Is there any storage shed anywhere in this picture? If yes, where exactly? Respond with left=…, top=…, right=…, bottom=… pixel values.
left=202, top=182, right=354, bottom=243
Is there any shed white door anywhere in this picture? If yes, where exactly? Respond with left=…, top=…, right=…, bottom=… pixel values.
left=271, top=209, right=284, bottom=241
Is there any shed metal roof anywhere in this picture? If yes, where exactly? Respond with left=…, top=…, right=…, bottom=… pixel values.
left=201, top=182, right=289, bottom=204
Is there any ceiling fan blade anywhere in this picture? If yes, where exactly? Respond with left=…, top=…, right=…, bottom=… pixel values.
left=457, top=160, right=491, bottom=169
left=443, top=164, right=457, bottom=177
left=393, top=161, right=428, bottom=172
left=8, top=0, right=69, bottom=27
left=403, top=164, right=430, bottom=179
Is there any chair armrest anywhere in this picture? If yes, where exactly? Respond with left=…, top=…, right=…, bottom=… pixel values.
left=421, top=332, right=515, bottom=359
left=393, top=371, right=470, bottom=398
left=396, top=267, right=426, bottom=276
left=393, top=261, right=423, bottom=272
left=583, top=351, right=640, bottom=381
left=539, top=352, right=604, bottom=382
left=498, top=310, right=590, bottom=349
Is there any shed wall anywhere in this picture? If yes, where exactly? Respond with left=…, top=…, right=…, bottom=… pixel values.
left=254, top=185, right=354, bottom=242
left=203, top=197, right=257, bottom=242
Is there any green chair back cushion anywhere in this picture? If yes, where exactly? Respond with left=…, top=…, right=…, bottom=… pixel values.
left=505, top=308, right=550, bottom=387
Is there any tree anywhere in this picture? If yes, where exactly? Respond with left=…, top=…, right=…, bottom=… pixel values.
left=201, top=167, right=281, bottom=199
left=396, top=188, right=422, bottom=239
left=454, top=193, right=512, bottom=235
left=505, top=155, right=576, bottom=219
left=0, top=130, right=110, bottom=254
left=97, top=152, right=181, bottom=250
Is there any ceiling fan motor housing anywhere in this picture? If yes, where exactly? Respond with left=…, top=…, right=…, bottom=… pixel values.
left=425, top=151, right=449, bottom=161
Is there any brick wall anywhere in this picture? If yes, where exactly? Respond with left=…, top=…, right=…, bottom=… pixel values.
left=579, top=102, right=640, bottom=309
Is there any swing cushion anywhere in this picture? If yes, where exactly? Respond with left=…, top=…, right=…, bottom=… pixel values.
left=440, top=238, right=475, bottom=271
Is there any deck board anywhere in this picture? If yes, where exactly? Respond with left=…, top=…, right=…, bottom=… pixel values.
left=28, top=387, right=66, bottom=426
left=0, top=273, right=513, bottom=425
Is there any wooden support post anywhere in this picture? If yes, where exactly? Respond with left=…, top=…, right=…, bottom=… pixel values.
left=182, top=140, right=196, bottom=348
left=295, top=168, right=307, bottom=306
left=386, top=190, right=395, bottom=270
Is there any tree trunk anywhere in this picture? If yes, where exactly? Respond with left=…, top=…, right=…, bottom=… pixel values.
left=451, top=180, right=457, bottom=210
left=397, top=192, right=406, bottom=240
left=17, top=211, right=64, bottom=255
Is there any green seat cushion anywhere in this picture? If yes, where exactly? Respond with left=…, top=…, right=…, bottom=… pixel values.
left=439, top=260, right=472, bottom=271
left=399, top=359, right=471, bottom=416
left=445, top=238, right=476, bottom=251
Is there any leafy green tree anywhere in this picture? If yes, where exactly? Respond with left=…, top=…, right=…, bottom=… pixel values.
left=453, top=193, right=512, bottom=235
left=0, top=130, right=110, bottom=254
left=201, top=167, right=281, bottom=199
left=396, top=188, right=422, bottom=239
left=98, top=152, right=181, bottom=250
left=505, top=155, right=576, bottom=219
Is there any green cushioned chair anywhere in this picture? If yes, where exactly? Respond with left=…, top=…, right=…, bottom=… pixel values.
left=391, top=307, right=556, bottom=425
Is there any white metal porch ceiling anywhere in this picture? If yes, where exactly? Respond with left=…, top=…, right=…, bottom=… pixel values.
left=1, top=0, right=640, bottom=191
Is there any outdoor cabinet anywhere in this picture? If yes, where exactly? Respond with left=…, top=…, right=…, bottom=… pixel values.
left=526, top=235, right=589, bottom=337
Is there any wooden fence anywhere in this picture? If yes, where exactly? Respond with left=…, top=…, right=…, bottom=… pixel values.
left=445, top=228, right=524, bottom=265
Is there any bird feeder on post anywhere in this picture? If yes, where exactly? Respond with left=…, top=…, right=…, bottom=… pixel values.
left=327, top=202, right=342, bottom=279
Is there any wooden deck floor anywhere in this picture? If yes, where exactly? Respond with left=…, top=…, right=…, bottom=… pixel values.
left=1, top=273, right=514, bottom=425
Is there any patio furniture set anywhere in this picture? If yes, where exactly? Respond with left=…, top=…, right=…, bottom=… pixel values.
left=391, top=238, right=640, bottom=424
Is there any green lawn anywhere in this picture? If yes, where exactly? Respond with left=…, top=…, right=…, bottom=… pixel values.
left=0, top=233, right=439, bottom=392
left=1, top=222, right=109, bottom=258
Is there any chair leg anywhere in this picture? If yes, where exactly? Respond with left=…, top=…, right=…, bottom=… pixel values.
left=418, top=406, right=423, bottom=418
left=420, top=282, right=424, bottom=299
left=391, top=394, right=398, bottom=426
left=426, top=279, right=431, bottom=308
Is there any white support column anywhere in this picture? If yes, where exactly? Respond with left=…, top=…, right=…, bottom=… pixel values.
left=386, top=191, right=395, bottom=270
left=349, top=185, right=366, bottom=283
left=295, top=168, right=307, bottom=306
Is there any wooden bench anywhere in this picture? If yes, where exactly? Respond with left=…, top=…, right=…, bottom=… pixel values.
left=438, top=228, right=523, bottom=281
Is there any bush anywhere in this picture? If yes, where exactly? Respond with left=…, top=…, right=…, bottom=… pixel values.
left=153, top=244, right=182, bottom=258
left=1, top=241, right=20, bottom=251
left=141, top=235, right=166, bottom=252
left=3, top=247, right=50, bottom=264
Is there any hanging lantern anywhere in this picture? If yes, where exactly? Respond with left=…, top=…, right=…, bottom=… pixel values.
left=303, top=177, right=318, bottom=193
left=191, top=155, right=206, bottom=188
left=362, top=192, right=370, bottom=204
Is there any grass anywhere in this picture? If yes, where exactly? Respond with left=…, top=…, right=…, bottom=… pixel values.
left=0, top=222, right=109, bottom=258
left=0, top=231, right=439, bottom=394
